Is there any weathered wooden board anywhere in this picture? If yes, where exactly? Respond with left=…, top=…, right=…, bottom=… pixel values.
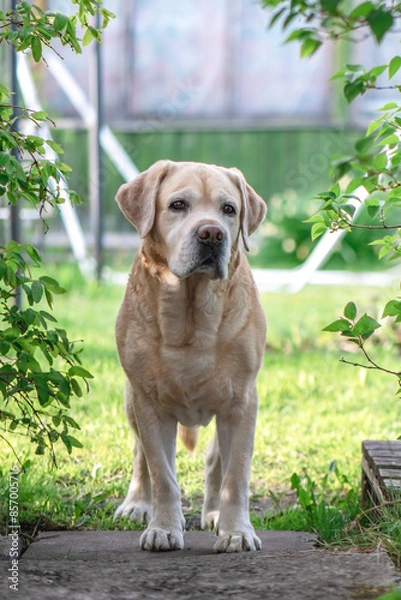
left=361, top=440, right=401, bottom=505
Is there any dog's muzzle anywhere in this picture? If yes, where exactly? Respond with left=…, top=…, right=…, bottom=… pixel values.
left=194, top=224, right=228, bottom=279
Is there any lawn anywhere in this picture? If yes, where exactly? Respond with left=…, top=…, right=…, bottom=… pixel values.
left=1, top=263, right=401, bottom=555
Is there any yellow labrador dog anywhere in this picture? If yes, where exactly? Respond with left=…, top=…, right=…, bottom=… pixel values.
left=114, top=160, right=266, bottom=553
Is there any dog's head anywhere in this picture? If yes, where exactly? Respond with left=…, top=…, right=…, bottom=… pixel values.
left=116, top=160, right=266, bottom=280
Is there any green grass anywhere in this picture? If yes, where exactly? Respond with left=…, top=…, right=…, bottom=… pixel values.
left=1, top=263, right=401, bottom=558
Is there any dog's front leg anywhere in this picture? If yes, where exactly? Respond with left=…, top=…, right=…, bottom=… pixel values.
left=133, top=398, right=185, bottom=551
left=214, top=385, right=261, bottom=553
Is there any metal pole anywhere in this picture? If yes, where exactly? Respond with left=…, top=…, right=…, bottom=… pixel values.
left=10, top=0, right=21, bottom=306
left=88, top=8, right=103, bottom=281
left=9, top=0, right=20, bottom=246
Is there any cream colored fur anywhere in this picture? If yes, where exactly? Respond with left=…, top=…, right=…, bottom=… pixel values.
left=114, top=160, right=267, bottom=553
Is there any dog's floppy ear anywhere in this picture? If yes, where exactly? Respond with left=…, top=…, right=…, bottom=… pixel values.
left=228, top=167, right=267, bottom=252
left=115, top=160, right=171, bottom=238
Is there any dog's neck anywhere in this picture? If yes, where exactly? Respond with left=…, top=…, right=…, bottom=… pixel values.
left=132, top=244, right=243, bottom=348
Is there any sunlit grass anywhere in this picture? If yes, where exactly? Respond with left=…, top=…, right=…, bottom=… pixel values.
left=1, top=263, right=400, bottom=549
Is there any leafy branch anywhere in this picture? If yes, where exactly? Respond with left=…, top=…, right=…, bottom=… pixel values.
left=324, top=300, right=401, bottom=388
left=261, top=0, right=401, bottom=394
left=0, top=1, right=114, bottom=464
left=265, top=0, right=401, bottom=56
left=0, top=242, right=94, bottom=465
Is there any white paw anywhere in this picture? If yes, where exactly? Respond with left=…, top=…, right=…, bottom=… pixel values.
left=201, top=509, right=220, bottom=530
left=114, top=497, right=152, bottom=523
left=214, top=530, right=262, bottom=553
left=140, top=527, right=184, bottom=551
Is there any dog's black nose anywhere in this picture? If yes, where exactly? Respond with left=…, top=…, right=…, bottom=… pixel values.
left=197, top=224, right=225, bottom=246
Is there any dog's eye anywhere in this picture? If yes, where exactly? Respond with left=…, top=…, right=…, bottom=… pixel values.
left=169, top=200, right=187, bottom=211
left=222, top=204, right=236, bottom=216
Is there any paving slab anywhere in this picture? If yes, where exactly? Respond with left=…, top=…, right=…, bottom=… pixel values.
left=1, top=530, right=400, bottom=600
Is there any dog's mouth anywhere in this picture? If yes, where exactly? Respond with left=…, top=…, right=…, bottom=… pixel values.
left=192, top=250, right=227, bottom=279
left=200, top=255, right=216, bottom=268
left=168, top=233, right=230, bottom=281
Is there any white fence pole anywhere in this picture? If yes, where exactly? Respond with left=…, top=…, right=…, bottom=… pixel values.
left=17, top=53, right=94, bottom=278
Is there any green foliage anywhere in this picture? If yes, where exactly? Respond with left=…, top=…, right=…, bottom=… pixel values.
left=376, top=589, right=401, bottom=600
left=0, top=1, right=114, bottom=60
left=0, top=242, right=94, bottom=464
left=323, top=300, right=401, bottom=389
left=290, top=461, right=359, bottom=543
left=264, top=0, right=397, bottom=56
left=0, top=84, right=77, bottom=215
left=0, top=2, right=113, bottom=463
left=262, top=0, right=401, bottom=391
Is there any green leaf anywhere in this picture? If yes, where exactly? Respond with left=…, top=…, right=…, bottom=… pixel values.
left=39, top=276, right=66, bottom=295
left=311, top=222, right=327, bottom=241
left=323, top=319, right=351, bottom=333
left=53, top=13, right=69, bottom=33
left=389, top=56, right=401, bottom=79
left=82, top=28, right=94, bottom=46
left=345, top=177, right=365, bottom=193
left=320, top=0, right=341, bottom=14
left=39, top=310, right=57, bottom=324
left=379, top=134, right=399, bottom=147
left=367, top=65, right=387, bottom=80
left=344, top=302, right=357, bottom=321
left=379, top=245, right=395, bottom=259
left=382, top=299, right=401, bottom=318
left=269, top=6, right=286, bottom=27
left=285, top=29, right=314, bottom=43
left=31, top=111, right=47, bottom=121
left=377, top=101, right=399, bottom=111
left=367, top=8, right=393, bottom=43
left=68, top=435, right=83, bottom=449
left=349, top=1, right=375, bottom=19
left=61, top=432, right=72, bottom=453
left=352, top=313, right=381, bottom=336
left=31, top=280, right=43, bottom=304
left=46, top=140, right=64, bottom=154
left=31, top=36, right=42, bottom=62
left=366, top=117, right=384, bottom=136
left=71, top=378, right=83, bottom=397
left=329, top=182, right=341, bottom=197
left=367, top=203, right=380, bottom=219
left=344, top=80, right=365, bottom=103
left=68, top=366, right=94, bottom=379
left=300, top=38, right=322, bottom=58
left=17, top=35, right=33, bottom=53
left=24, top=244, right=42, bottom=265
left=355, top=134, right=376, bottom=155
left=372, top=152, right=387, bottom=170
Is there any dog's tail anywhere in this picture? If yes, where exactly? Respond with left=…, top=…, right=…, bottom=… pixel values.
left=178, top=424, right=199, bottom=454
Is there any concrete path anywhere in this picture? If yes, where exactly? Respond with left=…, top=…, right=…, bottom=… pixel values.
left=1, top=530, right=400, bottom=599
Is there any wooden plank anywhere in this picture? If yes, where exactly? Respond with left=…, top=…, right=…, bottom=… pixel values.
left=363, top=441, right=401, bottom=454
left=372, top=457, right=401, bottom=467
left=378, top=469, right=401, bottom=479
left=362, top=440, right=401, bottom=505
left=383, top=479, right=401, bottom=487
left=361, top=455, right=386, bottom=504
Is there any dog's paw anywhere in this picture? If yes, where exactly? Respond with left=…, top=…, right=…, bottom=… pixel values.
left=140, top=527, right=184, bottom=552
left=214, top=530, right=262, bottom=553
left=201, top=509, right=220, bottom=530
left=114, top=497, right=152, bottom=523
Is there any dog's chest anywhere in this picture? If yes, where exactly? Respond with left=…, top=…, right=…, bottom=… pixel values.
left=156, top=341, right=231, bottom=427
